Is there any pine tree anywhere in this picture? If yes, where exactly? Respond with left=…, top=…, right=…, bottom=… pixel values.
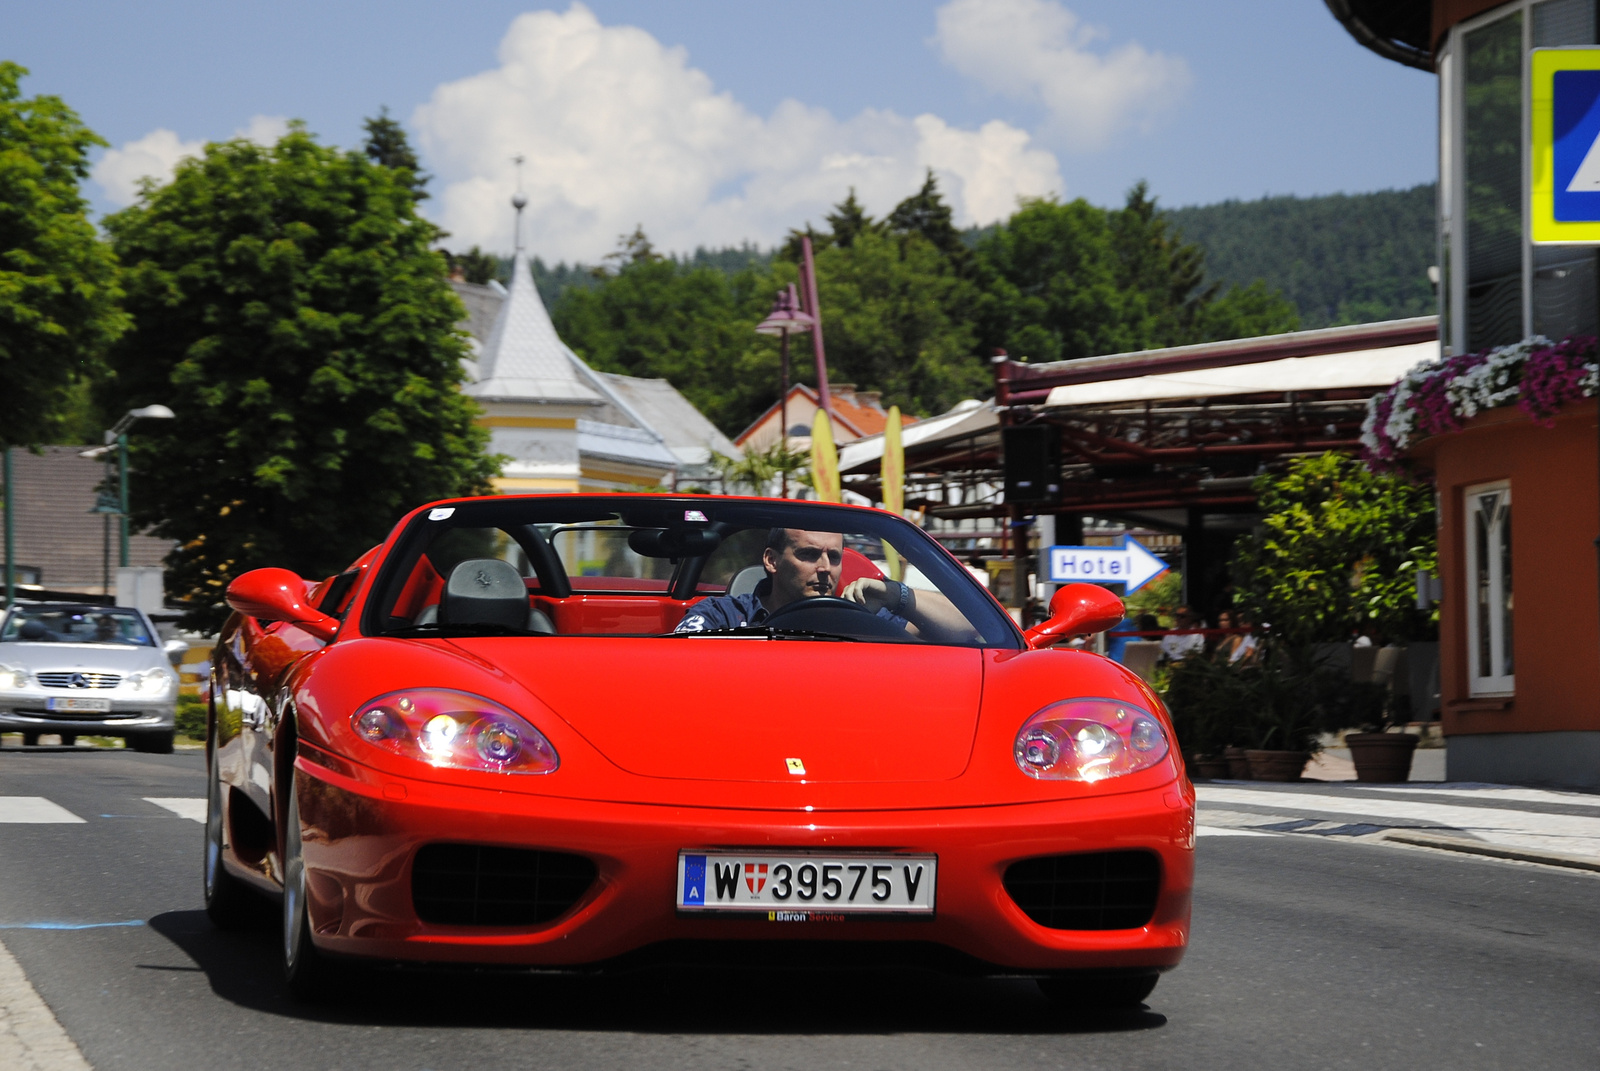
left=361, top=106, right=427, bottom=199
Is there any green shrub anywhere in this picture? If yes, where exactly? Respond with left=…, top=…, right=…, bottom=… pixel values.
left=174, top=693, right=207, bottom=740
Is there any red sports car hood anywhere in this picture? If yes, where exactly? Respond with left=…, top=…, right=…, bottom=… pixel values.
left=466, top=638, right=984, bottom=784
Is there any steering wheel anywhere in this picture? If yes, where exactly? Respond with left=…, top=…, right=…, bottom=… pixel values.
left=762, top=595, right=872, bottom=624
left=762, top=595, right=912, bottom=641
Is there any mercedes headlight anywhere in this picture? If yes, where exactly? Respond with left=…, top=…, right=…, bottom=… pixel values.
left=126, top=667, right=176, bottom=696
left=1014, top=698, right=1170, bottom=782
left=0, top=664, right=29, bottom=690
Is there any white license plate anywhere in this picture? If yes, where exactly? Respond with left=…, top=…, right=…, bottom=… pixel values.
left=46, top=697, right=112, bottom=713
left=677, top=851, right=936, bottom=916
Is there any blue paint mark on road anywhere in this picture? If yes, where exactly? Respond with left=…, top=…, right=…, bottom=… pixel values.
left=0, top=920, right=147, bottom=930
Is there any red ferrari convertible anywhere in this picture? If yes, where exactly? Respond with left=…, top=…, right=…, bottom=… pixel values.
left=205, top=494, right=1193, bottom=1005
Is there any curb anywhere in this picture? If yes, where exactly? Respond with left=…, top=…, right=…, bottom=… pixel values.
left=1382, top=830, right=1600, bottom=873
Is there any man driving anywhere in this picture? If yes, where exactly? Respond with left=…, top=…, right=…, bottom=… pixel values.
left=675, top=528, right=973, bottom=641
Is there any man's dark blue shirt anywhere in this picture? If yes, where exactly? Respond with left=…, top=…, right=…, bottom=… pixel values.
left=675, top=577, right=908, bottom=633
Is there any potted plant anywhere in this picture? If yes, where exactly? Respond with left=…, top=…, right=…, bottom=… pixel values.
left=1163, top=650, right=1249, bottom=779
left=1240, top=643, right=1330, bottom=782
left=1330, top=673, right=1418, bottom=782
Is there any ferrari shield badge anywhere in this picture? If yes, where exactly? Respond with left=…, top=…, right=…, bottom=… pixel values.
left=785, top=757, right=806, bottom=775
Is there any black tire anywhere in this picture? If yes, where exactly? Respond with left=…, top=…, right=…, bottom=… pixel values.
left=130, top=731, right=175, bottom=754
left=204, top=749, right=258, bottom=930
left=282, top=768, right=342, bottom=1001
left=1038, top=973, right=1159, bottom=1008
left=59, top=734, right=76, bottom=747
left=21, top=732, right=39, bottom=746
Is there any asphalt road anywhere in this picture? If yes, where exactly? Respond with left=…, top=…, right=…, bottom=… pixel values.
left=2, top=746, right=1597, bottom=1071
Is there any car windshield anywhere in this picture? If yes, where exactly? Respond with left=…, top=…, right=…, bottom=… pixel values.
left=363, top=496, right=1020, bottom=648
left=1, top=605, right=155, bottom=647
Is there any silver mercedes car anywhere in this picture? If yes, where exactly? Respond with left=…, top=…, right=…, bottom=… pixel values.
left=0, top=603, right=185, bottom=752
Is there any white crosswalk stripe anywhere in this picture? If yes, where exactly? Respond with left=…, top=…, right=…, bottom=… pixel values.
left=0, top=799, right=84, bottom=825
left=143, top=798, right=205, bottom=823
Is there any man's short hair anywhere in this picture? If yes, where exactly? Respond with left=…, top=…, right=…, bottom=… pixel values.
left=765, top=527, right=795, bottom=556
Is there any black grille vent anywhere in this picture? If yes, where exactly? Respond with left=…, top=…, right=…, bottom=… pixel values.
left=412, top=843, right=597, bottom=926
left=1002, top=851, right=1160, bottom=930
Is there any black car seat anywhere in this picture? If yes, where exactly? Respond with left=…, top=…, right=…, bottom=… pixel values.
left=433, top=559, right=556, bottom=634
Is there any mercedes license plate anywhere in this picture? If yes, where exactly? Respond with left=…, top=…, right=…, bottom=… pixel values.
left=677, top=851, right=936, bottom=916
left=46, top=697, right=111, bottom=713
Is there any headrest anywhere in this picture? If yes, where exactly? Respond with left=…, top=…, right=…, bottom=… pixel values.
left=727, top=565, right=766, bottom=598
left=439, top=559, right=529, bottom=631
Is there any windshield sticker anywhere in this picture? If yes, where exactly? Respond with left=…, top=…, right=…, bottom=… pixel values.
left=683, top=509, right=709, bottom=522
left=428, top=507, right=455, bottom=521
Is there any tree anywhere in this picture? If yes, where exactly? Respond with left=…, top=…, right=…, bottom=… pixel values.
left=974, top=185, right=1298, bottom=362
left=887, top=170, right=972, bottom=273
left=554, top=227, right=784, bottom=434
left=0, top=62, right=127, bottom=447
left=444, top=246, right=501, bottom=285
left=102, top=125, right=497, bottom=628
left=361, top=106, right=427, bottom=199
left=825, top=188, right=883, bottom=249
left=811, top=228, right=985, bottom=415
left=1230, top=452, right=1438, bottom=646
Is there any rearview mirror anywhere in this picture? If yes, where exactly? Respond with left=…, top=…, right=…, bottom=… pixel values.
left=162, top=637, right=189, bottom=665
left=1023, top=584, right=1125, bottom=650
left=226, top=568, right=340, bottom=642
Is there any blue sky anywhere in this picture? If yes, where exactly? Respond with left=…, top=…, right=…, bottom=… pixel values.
left=10, top=0, right=1436, bottom=261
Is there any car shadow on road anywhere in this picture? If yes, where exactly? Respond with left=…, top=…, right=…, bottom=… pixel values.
left=147, top=910, right=1166, bottom=1036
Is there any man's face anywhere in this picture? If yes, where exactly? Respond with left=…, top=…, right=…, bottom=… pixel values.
left=763, top=529, right=843, bottom=608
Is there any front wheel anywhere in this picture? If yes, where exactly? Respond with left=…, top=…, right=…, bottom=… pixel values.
left=204, top=750, right=257, bottom=930
left=282, top=768, right=341, bottom=1001
left=1038, top=973, right=1158, bottom=1008
left=129, top=731, right=174, bottom=754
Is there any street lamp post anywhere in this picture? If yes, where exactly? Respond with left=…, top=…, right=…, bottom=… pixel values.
left=754, top=285, right=814, bottom=498
left=81, top=405, right=175, bottom=575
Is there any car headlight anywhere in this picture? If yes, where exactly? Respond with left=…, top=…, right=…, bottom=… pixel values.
left=350, top=689, right=558, bottom=775
left=126, top=668, right=177, bottom=695
left=1014, top=698, right=1170, bottom=782
left=0, top=664, right=29, bottom=690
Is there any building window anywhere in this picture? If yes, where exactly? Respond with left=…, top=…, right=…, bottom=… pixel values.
left=1443, top=1, right=1600, bottom=355
left=1464, top=481, right=1514, bottom=695
left=1463, top=10, right=1525, bottom=353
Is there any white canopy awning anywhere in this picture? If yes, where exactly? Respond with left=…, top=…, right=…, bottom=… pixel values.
left=1042, top=341, right=1435, bottom=409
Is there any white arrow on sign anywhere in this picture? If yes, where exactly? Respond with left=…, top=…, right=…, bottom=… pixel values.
left=1046, top=537, right=1169, bottom=593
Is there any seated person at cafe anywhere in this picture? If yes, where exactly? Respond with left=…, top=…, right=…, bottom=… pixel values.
left=1159, top=605, right=1207, bottom=662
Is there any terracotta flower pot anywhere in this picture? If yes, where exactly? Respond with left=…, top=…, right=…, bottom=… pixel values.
left=1345, top=732, right=1419, bottom=783
left=1224, top=746, right=1253, bottom=780
left=1244, top=749, right=1310, bottom=782
left=1194, top=757, right=1231, bottom=780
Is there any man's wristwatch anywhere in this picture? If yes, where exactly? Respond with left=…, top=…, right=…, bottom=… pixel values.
left=886, top=579, right=911, bottom=615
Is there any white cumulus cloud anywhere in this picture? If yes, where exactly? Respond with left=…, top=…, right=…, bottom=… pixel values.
left=933, top=0, right=1190, bottom=150
left=92, top=115, right=292, bottom=207
left=413, top=3, right=1062, bottom=261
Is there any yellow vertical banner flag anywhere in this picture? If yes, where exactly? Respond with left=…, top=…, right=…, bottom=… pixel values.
left=810, top=410, right=842, bottom=503
left=881, top=406, right=904, bottom=580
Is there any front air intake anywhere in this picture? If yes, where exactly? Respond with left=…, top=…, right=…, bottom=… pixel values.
left=412, top=843, right=597, bottom=926
left=1002, top=850, right=1160, bottom=930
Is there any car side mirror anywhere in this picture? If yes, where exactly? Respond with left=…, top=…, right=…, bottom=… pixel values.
left=1023, top=583, right=1125, bottom=650
left=162, top=637, right=190, bottom=665
left=226, top=568, right=340, bottom=642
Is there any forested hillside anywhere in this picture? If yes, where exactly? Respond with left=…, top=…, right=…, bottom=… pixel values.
left=1166, top=184, right=1436, bottom=328
left=440, top=182, right=1437, bottom=436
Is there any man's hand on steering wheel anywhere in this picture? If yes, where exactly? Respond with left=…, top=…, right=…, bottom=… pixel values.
left=841, top=577, right=911, bottom=616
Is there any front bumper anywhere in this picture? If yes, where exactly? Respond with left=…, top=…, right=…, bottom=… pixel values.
left=289, top=747, right=1195, bottom=973
left=0, top=692, right=175, bottom=736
